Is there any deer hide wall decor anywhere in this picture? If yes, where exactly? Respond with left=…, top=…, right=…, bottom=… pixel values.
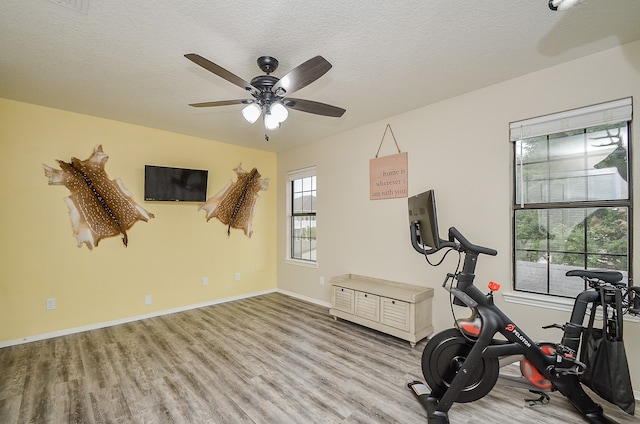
left=43, top=145, right=154, bottom=250
left=199, top=164, right=269, bottom=237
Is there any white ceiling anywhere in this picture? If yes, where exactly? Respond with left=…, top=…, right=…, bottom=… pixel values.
left=1, top=1, right=640, bottom=152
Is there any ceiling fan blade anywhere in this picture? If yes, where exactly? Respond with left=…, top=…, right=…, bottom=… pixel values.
left=185, top=54, right=257, bottom=93
left=284, top=98, right=346, bottom=117
left=273, top=56, right=332, bottom=95
left=188, top=99, right=250, bottom=108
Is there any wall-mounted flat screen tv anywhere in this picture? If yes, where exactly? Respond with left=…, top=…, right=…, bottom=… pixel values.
left=144, top=165, right=208, bottom=202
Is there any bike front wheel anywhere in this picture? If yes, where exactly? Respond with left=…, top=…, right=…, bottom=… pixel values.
left=422, top=328, right=499, bottom=403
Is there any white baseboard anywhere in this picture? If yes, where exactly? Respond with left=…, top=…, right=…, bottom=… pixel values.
left=276, top=288, right=331, bottom=308
left=0, top=288, right=276, bottom=348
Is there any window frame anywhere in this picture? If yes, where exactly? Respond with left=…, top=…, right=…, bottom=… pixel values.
left=510, top=98, right=633, bottom=298
left=286, top=166, right=318, bottom=266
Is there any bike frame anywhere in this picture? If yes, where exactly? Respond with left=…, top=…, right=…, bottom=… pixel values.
left=410, top=222, right=617, bottom=424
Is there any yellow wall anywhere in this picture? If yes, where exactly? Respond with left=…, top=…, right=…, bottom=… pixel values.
left=0, top=98, right=277, bottom=343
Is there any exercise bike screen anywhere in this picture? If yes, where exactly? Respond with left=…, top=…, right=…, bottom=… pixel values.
left=408, top=189, right=441, bottom=250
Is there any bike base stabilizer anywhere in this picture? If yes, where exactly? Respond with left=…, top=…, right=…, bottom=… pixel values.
left=407, top=381, right=450, bottom=424
left=408, top=379, right=619, bottom=424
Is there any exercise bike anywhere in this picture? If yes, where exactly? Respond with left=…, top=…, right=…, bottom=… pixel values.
left=405, top=189, right=639, bottom=423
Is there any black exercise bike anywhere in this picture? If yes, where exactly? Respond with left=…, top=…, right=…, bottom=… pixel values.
left=406, top=190, right=639, bottom=424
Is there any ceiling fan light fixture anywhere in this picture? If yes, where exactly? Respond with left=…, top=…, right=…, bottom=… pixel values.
left=264, top=112, right=281, bottom=131
left=242, top=103, right=261, bottom=123
left=185, top=53, right=345, bottom=139
left=270, top=102, right=288, bottom=123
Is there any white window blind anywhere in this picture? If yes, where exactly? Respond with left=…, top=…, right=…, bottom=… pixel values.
left=510, top=97, right=632, bottom=142
left=287, top=166, right=316, bottom=182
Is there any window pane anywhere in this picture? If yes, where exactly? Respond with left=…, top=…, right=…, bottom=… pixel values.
left=548, top=208, right=585, bottom=253
left=587, top=125, right=629, bottom=184
left=514, top=250, right=548, bottom=295
left=291, top=215, right=316, bottom=260
left=514, top=209, right=548, bottom=253
left=515, top=207, right=629, bottom=296
left=293, top=178, right=302, bottom=193
left=515, top=123, right=628, bottom=205
left=515, top=137, right=549, bottom=204
left=293, top=176, right=316, bottom=214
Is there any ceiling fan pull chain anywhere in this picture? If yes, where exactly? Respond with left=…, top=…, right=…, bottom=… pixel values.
left=375, top=124, right=401, bottom=158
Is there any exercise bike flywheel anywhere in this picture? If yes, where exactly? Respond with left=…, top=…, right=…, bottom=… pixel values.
left=422, top=328, right=500, bottom=403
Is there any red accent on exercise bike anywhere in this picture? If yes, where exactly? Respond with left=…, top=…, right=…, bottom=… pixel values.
left=520, top=343, right=556, bottom=389
left=457, top=311, right=482, bottom=337
left=458, top=320, right=481, bottom=337
left=488, top=281, right=500, bottom=291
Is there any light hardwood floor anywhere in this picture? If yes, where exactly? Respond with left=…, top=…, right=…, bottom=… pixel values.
left=0, top=293, right=636, bottom=423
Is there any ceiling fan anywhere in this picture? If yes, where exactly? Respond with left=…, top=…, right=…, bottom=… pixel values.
left=185, top=54, right=346, bottom=138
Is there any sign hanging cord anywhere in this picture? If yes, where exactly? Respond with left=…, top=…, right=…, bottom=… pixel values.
left=375, top=124, right=401, bottom=158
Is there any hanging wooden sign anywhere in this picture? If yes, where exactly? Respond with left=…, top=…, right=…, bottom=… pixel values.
left=370, top=124, right=408, bottom=200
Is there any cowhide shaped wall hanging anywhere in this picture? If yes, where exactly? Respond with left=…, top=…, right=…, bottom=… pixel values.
left=43, top=145, right=154, bottom=250
left=199, top=164, right=269, bottom=237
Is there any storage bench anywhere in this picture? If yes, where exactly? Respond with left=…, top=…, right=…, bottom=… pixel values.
left=329, top=274, right=434, bottom=347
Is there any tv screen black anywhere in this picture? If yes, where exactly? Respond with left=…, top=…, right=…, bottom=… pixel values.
left=408, top=189, right=441, bottom=250
left=144, top=165, right=208, bottom=202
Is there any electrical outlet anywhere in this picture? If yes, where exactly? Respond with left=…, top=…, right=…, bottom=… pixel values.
left=202, top=276, right=208, bottom=286
left=145, top=295, right=152, bottom=305
left=235, top=272, right=241, bottom=281
left=46, top=298, right=56, bottom=310
left=320, top=276, right=325, bottom=285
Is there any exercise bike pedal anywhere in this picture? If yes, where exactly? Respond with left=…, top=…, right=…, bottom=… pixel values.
left=556, top=369, right=584, bottom=377
left=525, top=390, right=550, bottom=406
left=550, top=360, right=587, bottom=377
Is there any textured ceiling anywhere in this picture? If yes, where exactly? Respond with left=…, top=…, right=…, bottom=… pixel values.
left=1, top=1, right=640, bottom=152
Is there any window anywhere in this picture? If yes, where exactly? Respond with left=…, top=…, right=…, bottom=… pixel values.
left=287, top=167, right=317, bottom=262
left=511, top=98, right=632, bottom=297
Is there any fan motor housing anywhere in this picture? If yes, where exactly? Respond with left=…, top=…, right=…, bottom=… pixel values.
left=250, top=75, right=279, bottom=91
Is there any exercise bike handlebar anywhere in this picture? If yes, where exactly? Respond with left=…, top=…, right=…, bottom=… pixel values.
left=409, top=222, right=497, bottom=257
left=447, top=227, right=498, bottom=257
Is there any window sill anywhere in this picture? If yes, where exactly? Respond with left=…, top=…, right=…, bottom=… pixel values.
left=502, top=291, right=640, bottom=323
left=284, top=258, right=318, bottom=269
left=502, top=291, right=574, bottom=312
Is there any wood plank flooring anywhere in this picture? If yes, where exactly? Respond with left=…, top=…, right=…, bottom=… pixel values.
left=0, top=293, right=637, bottom=423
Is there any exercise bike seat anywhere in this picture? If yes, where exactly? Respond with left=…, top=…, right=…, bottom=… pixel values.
left=566, top=270, right=623, bottom=284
